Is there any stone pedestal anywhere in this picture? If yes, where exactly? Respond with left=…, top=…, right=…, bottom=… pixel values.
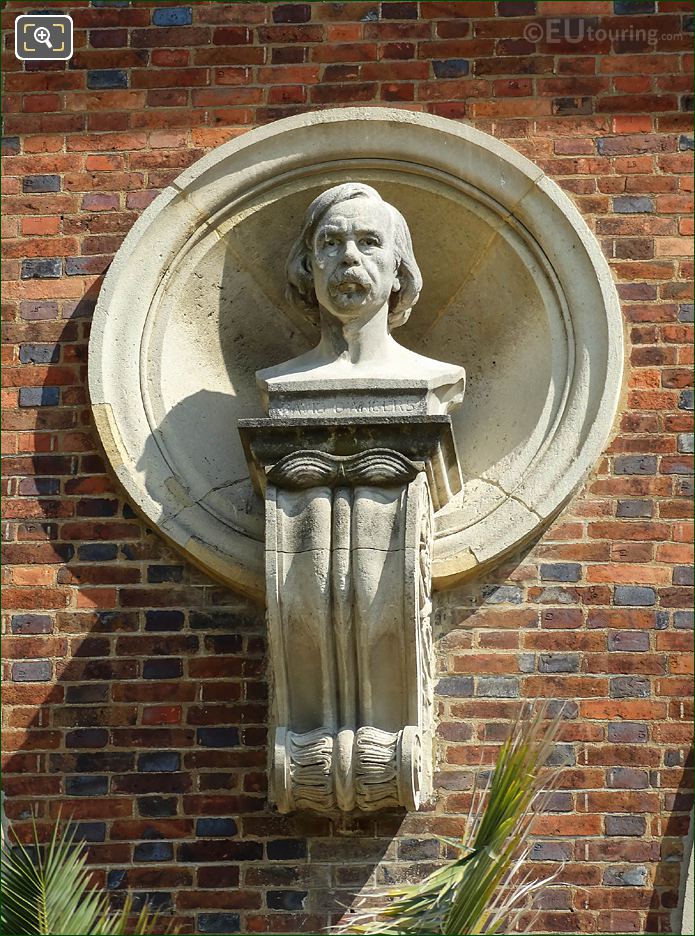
left=239, top=417, right=461, bottom=812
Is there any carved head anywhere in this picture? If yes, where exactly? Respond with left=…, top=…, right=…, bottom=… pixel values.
left=286, top=183, right=422, bottom=329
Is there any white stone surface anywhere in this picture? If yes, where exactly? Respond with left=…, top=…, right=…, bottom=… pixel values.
left=89, top=108, right=624, bottom=598
left=266, top=467, right=432, bottom=813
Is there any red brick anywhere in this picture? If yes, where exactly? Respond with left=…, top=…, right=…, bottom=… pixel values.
left=1, top=11, right=692, bottom=932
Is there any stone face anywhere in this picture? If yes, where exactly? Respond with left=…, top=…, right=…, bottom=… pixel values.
left=89, top=107, right=624, bottom=599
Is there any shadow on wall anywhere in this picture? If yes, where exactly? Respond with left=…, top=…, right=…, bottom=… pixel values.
left=7, top=263, right=693, bottom=935
left=5, top=317, right=558, bottom=934
left=651, top=748, right=694, bottom=934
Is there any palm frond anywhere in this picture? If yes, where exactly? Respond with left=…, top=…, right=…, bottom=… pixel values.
left=336, top=703, right=563, bottom=935
left=0, top=812, right=168, bottom=936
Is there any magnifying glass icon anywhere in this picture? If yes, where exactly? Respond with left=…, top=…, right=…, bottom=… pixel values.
left=34, top=26, right=53, bottom=49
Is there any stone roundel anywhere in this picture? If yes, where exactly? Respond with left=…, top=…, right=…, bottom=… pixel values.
left=89, top=107, right=624, bottom=601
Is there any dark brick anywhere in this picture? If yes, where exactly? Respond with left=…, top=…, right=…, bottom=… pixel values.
left=614, top=0, right=655, bottom=12
left=134, top=842, right=174, bottom=862
left=614, top=585, right=656, bottom=607
left=673, top=566, right=693, bottom=586
left=19, top=343, right=60, bottom=364
left=679, top=136, right=694, bottom=151
left=21, top=258, right=62, bottom=280
left=610, top=676, right=651, bottom=698
left=179, top=841, right=262, bottom=862
left=608, top=767, right=649, bottom=789
left=546, top=744, right=576, bottom=767
left=196, top=728, right=240, bottom=748
left=142, top=659, right=182, bottom=679
left=482, top=585, right=523, bottom=604
left=614, top=455, right=657, bottom=475
left=674, top=610, right=694, bottom=630
left=19, top=387, right=60, bottom=409
left=196, top=818, right=238, bottom=837
left=530, top=841, right=572, bottom=861
left=76, top=498, right=119, bottom=518
left=2, top=136, right=20, bottom=155
left=477, top=676, right=519, bottom=697
left=617, top=499, right=653, bottom=518
left=12, top=614, right=52, bottom=634
left=381, top=1, right=418, bottom=17
left=20, top=300, right=58, bottom=320
left=198, top=914, right=241, bottom=934
left=107, top=869, right=127, bottom=889
left=540, top=563, right=581, bottom=583
left=22, top=175, right=60, bottom=194
left=66, top=684, right=109, bottom=704
left=138, top=796, right=178, bottom=817
left=267, top=838, right=307, bottom=860
left=603, top=866, right=648, bottom=886
left=679, top=388, right=693, bottom=411
left=12, top=661, right=51, bottom=682
left=678, top=304, right=694, bottom=324
left=608, top=631, right=649, bottom=652
left=498, top=1, right=536, bottom=13
left=152, top=7, right=192, bottom=26
left=273, top=3, right=310, bottom=22
left=145, top=610, right=185, bottom=631
left=398, top=838, right=440, bottom=860
left=77, top=543, right=119, bottom=561
left=608, top=722, right=648, bottom=743
left=433, top=59, right=469, bottom=78
left=66, top=728, right=109, bottom=748
left=678, top=433, right=694, bottom=454
left=605, top=815, right=646, bottom=836
left=613, top=196, right=654, bottom=214
left=436, top=676, right=473, bottom=697
left=539, top=653, right=580, bottom=673
left=87, top=69, right=128, bottom=89
left=65, top=775, right=108, bottom=796
left=67, top=822, right=106, bottom=842
left=189, top=610, right=261, bottom=630
left=132, top=892, right=173, bottom=913
left=267, top=891, right=308, bottom=911
left=138, top=752, right=180, bottom=773
left=73, top=752, right=134, bottom=773
left=147, top=565, right=184, bottom=583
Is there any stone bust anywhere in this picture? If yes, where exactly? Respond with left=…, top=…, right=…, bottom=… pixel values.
left=257, top=183, right=465, bottom=416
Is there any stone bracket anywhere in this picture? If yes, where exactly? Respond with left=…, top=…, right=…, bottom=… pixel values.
left=239, top=417, right=450, bottom=813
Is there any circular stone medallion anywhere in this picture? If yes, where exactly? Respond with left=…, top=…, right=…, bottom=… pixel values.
left=89, top=108, right=624, bottom=600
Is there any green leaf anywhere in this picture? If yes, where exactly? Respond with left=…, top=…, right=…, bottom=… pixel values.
left=1, top=811, right=170, bottom=936
left=335, top=704, right=563, bottom=935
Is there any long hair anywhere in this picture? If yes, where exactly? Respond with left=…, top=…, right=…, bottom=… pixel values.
left=286, top=183, right=422, bottom=330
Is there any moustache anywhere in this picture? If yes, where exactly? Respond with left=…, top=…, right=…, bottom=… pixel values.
left=328, top=269, right=371, bottom=292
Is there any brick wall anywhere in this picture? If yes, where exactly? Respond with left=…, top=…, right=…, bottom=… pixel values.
left=1, top=1, right=693, bottom=933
